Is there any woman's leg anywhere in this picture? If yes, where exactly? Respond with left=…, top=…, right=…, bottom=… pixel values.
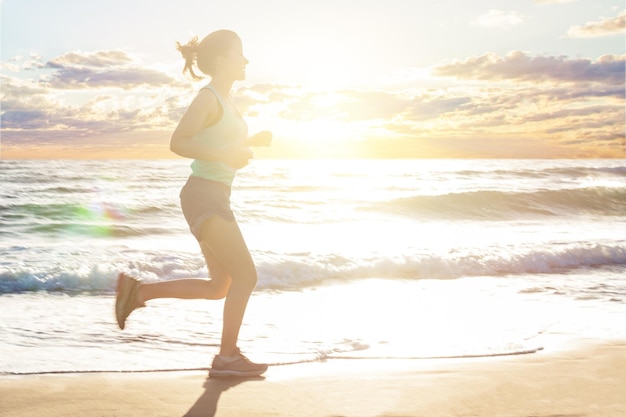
left=138, top=248, right=231, bottom=302
left=197, top=215, right=257, bottom=357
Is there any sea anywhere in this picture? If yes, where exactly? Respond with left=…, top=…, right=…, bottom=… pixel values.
left=1, top=158, right=625, bottom=375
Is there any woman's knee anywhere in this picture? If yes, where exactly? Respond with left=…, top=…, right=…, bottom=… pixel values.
left=232, top=266, right=258, bottom=291
left=212, top=286, right=229, bottom=300
left=194, top=277, right=230, bottom=300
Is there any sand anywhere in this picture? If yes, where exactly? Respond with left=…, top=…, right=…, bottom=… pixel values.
left=1, top=339, right=624, bottom=417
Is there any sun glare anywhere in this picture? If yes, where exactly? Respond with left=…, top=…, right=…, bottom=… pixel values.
left=310, top=92, right=345, bottom=109
left=273, top=118, right=371, bottom=158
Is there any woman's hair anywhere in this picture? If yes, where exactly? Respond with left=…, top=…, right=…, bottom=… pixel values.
left=176, top=30, right=241, bottom=80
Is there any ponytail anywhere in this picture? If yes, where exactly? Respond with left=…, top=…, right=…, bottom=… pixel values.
left=176, top=36, right=203, bottom=80
left=176, top=30, right=240, bottom=80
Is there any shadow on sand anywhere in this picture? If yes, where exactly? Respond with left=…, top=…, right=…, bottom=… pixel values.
left=183, top=375, right=265, bottom=417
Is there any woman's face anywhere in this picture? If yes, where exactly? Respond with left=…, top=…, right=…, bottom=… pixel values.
left=219, top=40, right=249, bottom=81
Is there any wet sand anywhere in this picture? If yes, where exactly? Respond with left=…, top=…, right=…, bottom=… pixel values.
left=1, top=340, right=624, bottom=417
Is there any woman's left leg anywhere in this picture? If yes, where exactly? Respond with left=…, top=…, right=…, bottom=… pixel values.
left=197, top=214, right=257, bottom=357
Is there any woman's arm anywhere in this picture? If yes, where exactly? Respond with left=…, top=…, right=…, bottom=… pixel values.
left=170, top=89, right=221, bottom=160
left=170, top=90, right=253, bottom=168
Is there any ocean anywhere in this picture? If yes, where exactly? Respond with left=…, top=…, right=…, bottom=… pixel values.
left=1, top=158, right=625, bottom=375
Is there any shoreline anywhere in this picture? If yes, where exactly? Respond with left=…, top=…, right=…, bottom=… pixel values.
left=1, top=345, right=547, bottom=377
left=2, top=338, right=624, bottom=417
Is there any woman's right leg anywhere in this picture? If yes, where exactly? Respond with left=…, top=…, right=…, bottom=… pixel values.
left=116, top=221, right=232, bottom=329
left=137, top=239, right=232, bottom=303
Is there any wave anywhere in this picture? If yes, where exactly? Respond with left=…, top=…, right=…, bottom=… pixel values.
left=451, top=165, right=626, bottom=178
left=0, top=201, right=181, bottom=238
left=376, top=187, right=626, bottom=220
left=255, top=243, right=626, bottom=289
left=8, top=186, right=619, bottom=235
left=1, top=243, right=624, bottom=295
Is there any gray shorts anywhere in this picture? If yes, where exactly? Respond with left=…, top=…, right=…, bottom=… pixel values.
left=180, top=175, right=235, bottom=241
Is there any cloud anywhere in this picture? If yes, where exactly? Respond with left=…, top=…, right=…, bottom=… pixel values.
left=472, top=10, right=526, bottom=29
left=0, top=76, right=58, bottom=131
left=1, top=110, right=49, bottom=130
left=1, top=48, right=186, bottom=157
left=47, top=50, right=134, bottom=68
left=234, top=78, right=624, bottom=157
left=1, top=66, right=183, bottom=145
left=433, top=51, right=625, bottom=85
left=44, top=66, right=178, bottom=89
left=2, top=46, right=624, bottom=159
left=567, top=10, right=626, bottom=38
left=0, top=54, right=45, bottom=72
left=236, top=85, right=475, bottom=125
left=39, top=50, right=182, bottom=90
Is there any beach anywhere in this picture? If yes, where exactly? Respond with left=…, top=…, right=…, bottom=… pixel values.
left=2, top=340, right=624, bottom=417
left=1, top=159, right=625, bottom=415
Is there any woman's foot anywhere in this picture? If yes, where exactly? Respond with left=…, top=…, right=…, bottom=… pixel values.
left=209, top=348, right=268, bottom=378
left=115, top=273, right=145, bottom=330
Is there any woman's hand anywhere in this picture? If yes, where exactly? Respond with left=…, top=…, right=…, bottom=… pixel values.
left=246, top=131, right=273, bottom=147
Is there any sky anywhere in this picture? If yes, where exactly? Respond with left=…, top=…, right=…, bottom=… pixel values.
left=1, top=0, right=625, bottom=159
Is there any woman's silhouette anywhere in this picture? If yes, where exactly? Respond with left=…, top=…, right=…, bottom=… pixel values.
left=116, top=30, right=271, bottom=377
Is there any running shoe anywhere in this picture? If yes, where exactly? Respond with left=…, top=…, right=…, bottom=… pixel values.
left=115, top=273, right=145, bottom=330
left=209, top=348, right=268, bottom=377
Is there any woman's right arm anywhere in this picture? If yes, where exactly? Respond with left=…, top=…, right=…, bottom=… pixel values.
left=170, top=90, right=253, bottom=168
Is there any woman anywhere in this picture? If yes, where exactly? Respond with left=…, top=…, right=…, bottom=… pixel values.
left=115, top=30, right=272, bottom=378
